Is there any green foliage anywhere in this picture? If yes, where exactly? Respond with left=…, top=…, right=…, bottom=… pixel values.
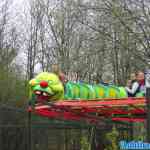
left=133, top=123, right=146, bottom=141
left=104, top=126, right=119, bottom=150
left=80, top=136, right=90, bottom=150
left=0, top=68, right=27, bottom=105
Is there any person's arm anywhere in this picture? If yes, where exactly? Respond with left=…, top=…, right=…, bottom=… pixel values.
left=125, top=82, right=139, bottom=94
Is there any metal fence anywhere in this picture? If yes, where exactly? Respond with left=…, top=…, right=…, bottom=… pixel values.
left=0, top=105, right=90, bottom=150
left=0, top=105, right=137, bottom=150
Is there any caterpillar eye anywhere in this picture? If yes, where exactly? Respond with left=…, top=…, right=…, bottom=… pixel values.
left=49, top=80, right=53, bottom=84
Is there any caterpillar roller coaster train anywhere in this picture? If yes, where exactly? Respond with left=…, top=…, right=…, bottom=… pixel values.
left=29, top=72, right=144, bottom=102
left=28, top=72, right=146, bottom=124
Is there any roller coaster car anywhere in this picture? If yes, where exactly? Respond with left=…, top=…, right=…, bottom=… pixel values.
left=29, top=72, right=144, bottom=104
left=28, top=72, right=146, bottom=124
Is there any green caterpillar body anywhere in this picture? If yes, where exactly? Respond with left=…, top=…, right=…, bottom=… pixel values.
left=65, top=82, right=128, bottom=99
left=29, top=72, right=144, bottom=102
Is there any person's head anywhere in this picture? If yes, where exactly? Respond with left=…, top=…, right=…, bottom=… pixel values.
left=51, top=64, right=60, bottom=74
left=59, top=72, right=67, bottom=83
left=130, top=73, right=136, bottom=80
left=126, top=79, right=132, bottom=87
left=102, top=74, right=113, bottom=83
left=136, top=71, right=145, bottom=81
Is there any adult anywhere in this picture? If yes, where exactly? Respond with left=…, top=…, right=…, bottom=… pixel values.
left=126, top=73, right=139, bottom=97
left=125, top=72, right=145, bottom=97
left=51, top=64, right=67, bottom=83
left=101, top=74, right=113, bottom=86
left=136, top=71, right=145, bottom=95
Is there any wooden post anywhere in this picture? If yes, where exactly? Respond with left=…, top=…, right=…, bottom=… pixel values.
left=146, top=88, right=150, bottom=142
left=28, top=102, right=32, bottom=150
left=145, top=70, right=150, bottom=142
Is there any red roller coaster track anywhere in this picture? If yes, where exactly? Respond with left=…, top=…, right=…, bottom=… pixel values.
left=29, top=98, right=147, bottom=125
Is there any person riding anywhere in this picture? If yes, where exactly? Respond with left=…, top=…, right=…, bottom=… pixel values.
left=125, top=72, right=145, bottom=97
left=126, top=73, right=139, bottom=97
left=136, top=71, right=145, bottom=96
left=101, top=74, right=113, bottom=86
left=51, top=64, right=67, bottom=84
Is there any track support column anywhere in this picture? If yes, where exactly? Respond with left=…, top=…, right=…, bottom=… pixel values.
left=145, top=70, right=150, bottom=142
left=28, top=102, right=32, bottom=150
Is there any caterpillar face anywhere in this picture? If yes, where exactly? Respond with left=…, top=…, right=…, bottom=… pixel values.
left=29, top=72, right=64, bottom=102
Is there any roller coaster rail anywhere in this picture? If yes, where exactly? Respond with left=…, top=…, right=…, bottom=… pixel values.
left=28, top=97, right=146, bottom=125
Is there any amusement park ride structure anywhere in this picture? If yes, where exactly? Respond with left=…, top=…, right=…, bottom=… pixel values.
left=28, top=97, right=146, bottom=125
left=27, top=70, right=150, bottom=144
left=29, top=72, right=150, bottom=124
